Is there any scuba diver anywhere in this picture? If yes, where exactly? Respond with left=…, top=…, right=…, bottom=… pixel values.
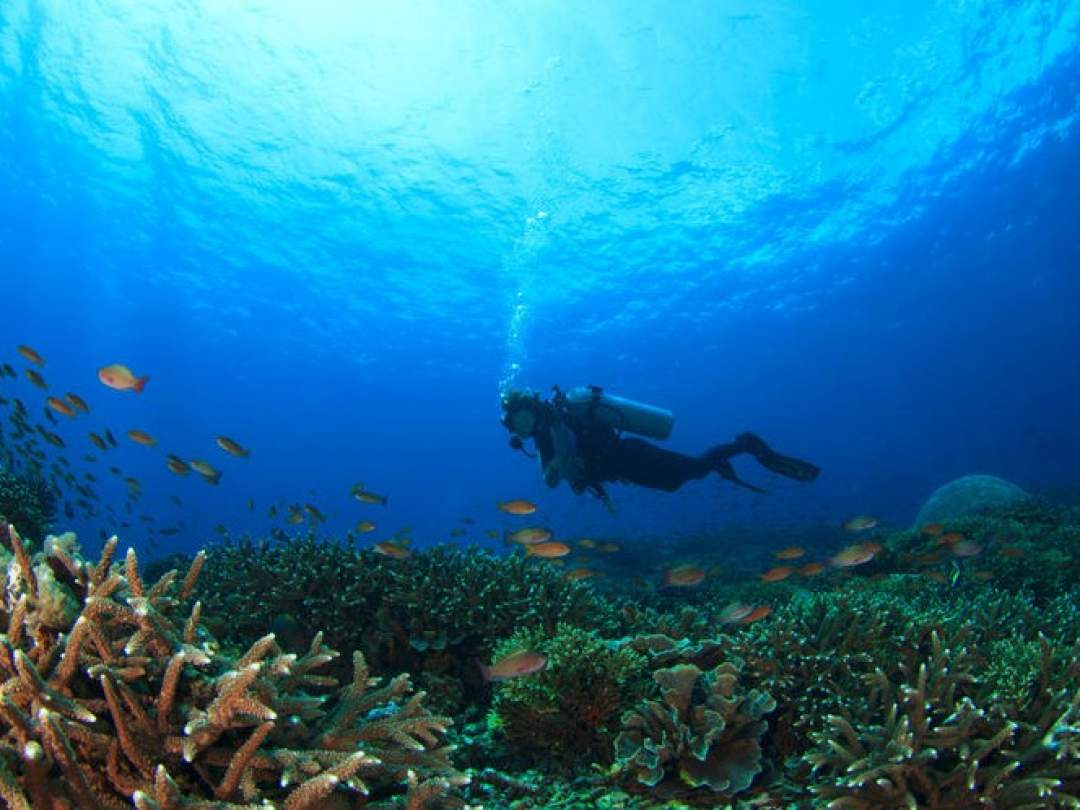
left=501, top=385, right=819, bottom=510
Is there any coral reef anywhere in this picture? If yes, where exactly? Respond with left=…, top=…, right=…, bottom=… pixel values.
left=488, top=623, right=647, bottom=766
left=612, top=658, right=775, bottom=802
left=193, top=537, right=627, bottom=710
left=804, top=629, right=1080, bottom=807
left=914, top=473, right=1029, bottom=526
left=0, top=523, right=466, bottom=808
left=0, top=464, right=55, bottom=545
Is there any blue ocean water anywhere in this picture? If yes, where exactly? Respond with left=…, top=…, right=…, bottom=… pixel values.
left=1, top=1, right=1079, bottom=562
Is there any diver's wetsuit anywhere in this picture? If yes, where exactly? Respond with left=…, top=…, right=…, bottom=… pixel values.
left=528, top=398, right=819, bottom=500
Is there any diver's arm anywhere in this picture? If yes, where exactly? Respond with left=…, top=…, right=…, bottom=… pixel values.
left=543, top=423, right=584, bottom=487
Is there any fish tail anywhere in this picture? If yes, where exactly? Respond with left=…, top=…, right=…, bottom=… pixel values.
left=476, top=660, right=491, bottom=682
left=134, top=376, right=149, bottom=394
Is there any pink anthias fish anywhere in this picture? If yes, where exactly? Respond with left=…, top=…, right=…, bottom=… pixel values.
left=479, top=649, right=547, bottom=682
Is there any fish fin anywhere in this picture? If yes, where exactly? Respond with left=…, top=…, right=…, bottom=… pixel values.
left=134, top=376, right=149, bottom=394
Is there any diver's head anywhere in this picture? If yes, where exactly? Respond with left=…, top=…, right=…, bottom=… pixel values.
left=500, top=389, right=542, bottom=438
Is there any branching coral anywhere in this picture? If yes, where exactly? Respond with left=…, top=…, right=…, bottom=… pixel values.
left=194, top=538, right=627, bottom=712
left=489, top=623, right=647, bottom=765
left=0, top=524, right=466, bottom=808
left=612, top=657, right=775, bottom=801
left=804, top=629, right=1080, bottom=808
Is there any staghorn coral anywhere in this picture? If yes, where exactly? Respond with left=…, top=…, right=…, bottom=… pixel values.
left=804, top=628, right=1080, bottom=808
left=0, top=523, right=467, bottom=808
left=488, top=623, right=647, bottom=766
left=612, top=657, right=775, bottom=802
left=193, top=537, right=627, bottom=711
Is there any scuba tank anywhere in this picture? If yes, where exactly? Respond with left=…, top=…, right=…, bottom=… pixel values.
left=563, top=385, right=674, bottom=440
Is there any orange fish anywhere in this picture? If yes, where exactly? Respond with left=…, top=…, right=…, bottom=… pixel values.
left=798, top=562, right=826, bottom=577
left=98, top=364, right=149, bottom=393
left=773, top=546, right=806, bottom=560
left=740, top=605, right=772, bottom=625
left=563, top=567, right=597, bottom=582
left=999, top=546, right=1025, bottom=558
left=17, top=345, right=44, bottom=366
left=938, top=531, right=965, bottom=546
left=165, top=455, right=190, bottom=476
left=599, top=542, right=620, bottom=553
left=127, top=429, right=157, bottom=447
left=497, top=499, right=537, bottom=516
left=831, top=544, right=876, bottom=567
left=46, top=397, right=76, bottom=418
left=64, top=393, right=89, bottom=413
left=480, top=649, right=547, bottom=682
left=717, top=602, right=754, bottom=624
left=860, top=542, right=885, bottom=555
left=577, top=538, right=597, bottom=549
left=374, top=541, right=411, bottom=559
left=506, top=527, right=552, bottom=546
left=525, top=541, right=571, bottom=559
left=971, top=570, right=994, bottom=581
left=356, top=521, right=376, bottom=533
left=925, top=570, right=948, bottom=583
left=25, top=369, right=47, bottom=389
left=662, top=564, right=706, bottom=588
left=760, top=566, right=794, bottom=583
left=215, top=436, right=250, bottom=457
left=920, top=523, right=944, bottom=536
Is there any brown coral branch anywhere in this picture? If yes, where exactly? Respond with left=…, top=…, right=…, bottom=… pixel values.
left=7, top=524, right=36, bottom=599
left=178, top=550, right=206, bottom=602
left=126, top=547, right=144, bottom=597
left=215, top=720, right=275, bottom=799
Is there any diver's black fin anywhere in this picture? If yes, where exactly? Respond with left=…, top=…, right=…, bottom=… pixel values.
left=737, top=432, right=820, bottom=482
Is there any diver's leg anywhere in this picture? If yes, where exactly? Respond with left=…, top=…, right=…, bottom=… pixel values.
left=733, top=432, right=820, bottom=482
left=605, top=438, right=713, bottom=492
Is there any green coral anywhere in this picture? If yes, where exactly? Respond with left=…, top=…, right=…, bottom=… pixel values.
left=612, top=658, right=775, bottom=800
left=490, top=622, right=648, bottom=765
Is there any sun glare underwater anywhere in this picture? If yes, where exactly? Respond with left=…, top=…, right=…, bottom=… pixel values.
left=1, top=2, right=1080, bottom=808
